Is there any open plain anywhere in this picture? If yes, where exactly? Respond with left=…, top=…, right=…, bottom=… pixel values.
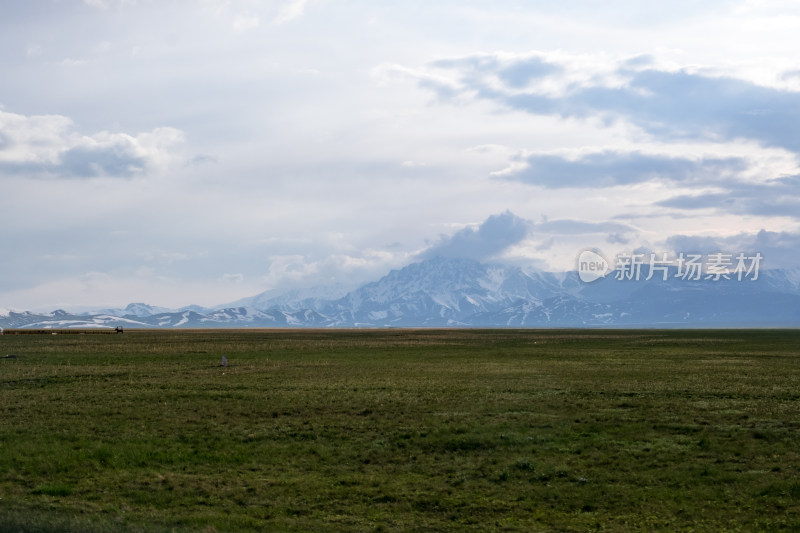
left=0, top=329, right=798, bottom=531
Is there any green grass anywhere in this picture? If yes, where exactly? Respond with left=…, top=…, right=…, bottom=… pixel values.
left=1, top=329, right=799, bottom=531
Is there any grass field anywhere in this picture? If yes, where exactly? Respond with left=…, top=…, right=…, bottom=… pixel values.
left=0, top=328, right=798, bottom=532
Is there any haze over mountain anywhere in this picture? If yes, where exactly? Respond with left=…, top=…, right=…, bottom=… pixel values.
left=3, top=256, right=798, bottom=329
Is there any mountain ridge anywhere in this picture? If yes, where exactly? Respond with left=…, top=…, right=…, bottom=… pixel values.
left=2, top=256, right=799, bottom=329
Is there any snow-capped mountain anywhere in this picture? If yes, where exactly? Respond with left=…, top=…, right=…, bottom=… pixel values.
left=90, top=302, right=174, bottom=318
left=221, top=283, right=355, bottom=313
left=0, top=309, right=151, bottom=329
left=2, top=257, right=800, bottom=329
left=314, top=257, right=569, bottom=326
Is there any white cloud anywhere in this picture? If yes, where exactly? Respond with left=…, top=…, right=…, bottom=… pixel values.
left=275, top=0, right=308, bottom=23
left=0, top=109, right=185, bottom=178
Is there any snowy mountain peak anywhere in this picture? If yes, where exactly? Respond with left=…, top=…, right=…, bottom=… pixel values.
left=2, top=256, right=799, bottom=329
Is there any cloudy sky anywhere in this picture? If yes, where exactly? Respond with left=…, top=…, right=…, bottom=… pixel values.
left=2, top=0, right=800, bottom=311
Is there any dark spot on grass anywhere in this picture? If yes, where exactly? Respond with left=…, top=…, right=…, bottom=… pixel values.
left=514, top=459, right=535, bottom=471
left=32, top=484, right=72, bottom=497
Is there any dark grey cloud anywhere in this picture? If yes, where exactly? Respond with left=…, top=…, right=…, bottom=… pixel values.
left=420, top=211, right=532, bottom=261
left=0, top=143, right=148, bottom=179
left=428, top=55, right=800, bottom=153
left=574, top=70, right=800, bottom=151
left=751, top=230, right=800, bottom=269
left=657, top=175, right=800, bottom=219
left=419, top=213, right=637, bottom=263
left=497, top=57, right=563, bottom=89
left=502, top=151, right=747, bottom=188
left=666, top=229, right=800, bottom=270
left=607, top=233, right=629, bottom=245
left=665, top=234, right=728, bottom=255
left=60, top=143, right=147, bottom=177
left=657, top=193, right=730, bottom=210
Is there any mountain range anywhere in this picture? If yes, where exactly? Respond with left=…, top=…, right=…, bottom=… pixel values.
left=2, top=256, right=800, bottom=329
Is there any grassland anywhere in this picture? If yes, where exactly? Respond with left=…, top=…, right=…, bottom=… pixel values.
left=0, top=328, right=798, bottom=531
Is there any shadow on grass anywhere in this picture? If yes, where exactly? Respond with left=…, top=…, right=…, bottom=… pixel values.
left=0, top=510, right=179, bottom=533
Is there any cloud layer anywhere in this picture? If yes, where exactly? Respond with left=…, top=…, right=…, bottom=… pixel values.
left=420, top=211, right=532, bottom=262
left=0, top=110, right=184, bottom=178
left=499, top=151, right=748, bottom=188
left=2, top=1, right=800, bottom=310
left=421, top=51, right=800, bottom=150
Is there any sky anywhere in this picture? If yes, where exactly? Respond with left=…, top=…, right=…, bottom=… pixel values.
left=2, top=0, right=800, bottom=311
